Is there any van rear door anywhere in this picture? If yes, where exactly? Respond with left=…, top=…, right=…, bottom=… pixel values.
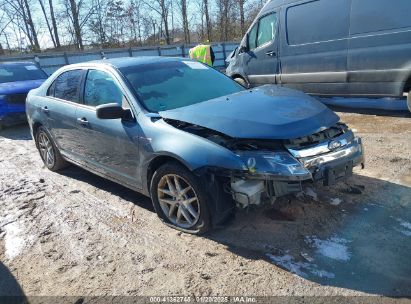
left=240, top=11, right=280, bottom=86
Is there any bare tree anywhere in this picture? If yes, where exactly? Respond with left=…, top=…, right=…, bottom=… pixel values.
left=144, top=0, right=171, bottom=44
left=48, top=0, right=61, bottom=47
left=38, top=0, right=56, bottom=47
left=63, top=0, right=94, bottom=49
left=0, top=7, right=12, bottom=54
left=178, top=0, right=190, bottom=43
left=89, top=0, right=107, bottom=45
left=22, top=0, right=40, bottom=50
left=203, top=0, right=211, bottom=42
left=127, top=0, right=144, bottom=45
left=3, top=0, right=40, bottom=50
left=237, top=0, right=246, bottom=36
left=216, top=0, right=232, bottom=41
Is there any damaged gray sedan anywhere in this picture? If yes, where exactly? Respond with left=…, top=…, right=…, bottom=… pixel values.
left=26, top=57, right=364, bottom=234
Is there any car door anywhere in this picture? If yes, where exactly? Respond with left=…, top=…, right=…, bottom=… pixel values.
left=241, top=11, right=279, bottom=86
left=74, top=69, right=141, bottom=188
left=45, top=69, right=85, bottom=155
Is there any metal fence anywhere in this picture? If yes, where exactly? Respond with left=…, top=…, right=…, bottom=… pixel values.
left=0, top=42, right=238, bottom=75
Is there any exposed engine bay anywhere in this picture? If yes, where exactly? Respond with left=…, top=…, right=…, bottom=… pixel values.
left=164, top=118, right=364, bottom=208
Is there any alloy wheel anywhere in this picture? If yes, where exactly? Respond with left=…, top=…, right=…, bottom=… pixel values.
left=157, top=174, right=200, bottom=229
left=38, top=132, right=55, bottom=167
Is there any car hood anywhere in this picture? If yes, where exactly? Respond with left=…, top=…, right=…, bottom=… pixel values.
left=0, top=79, right=45, bottom=95
left=159, top=85, right=340, bottom=140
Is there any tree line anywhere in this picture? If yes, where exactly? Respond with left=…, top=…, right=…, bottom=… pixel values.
left=0, top=0, right=265, bottom=54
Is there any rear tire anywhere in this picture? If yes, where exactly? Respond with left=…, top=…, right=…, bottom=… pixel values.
left=150, top=162, right=211, bottom=234
left=35, top=126, right=68, bottom=171
left=407, top=90, right=411, bottom=113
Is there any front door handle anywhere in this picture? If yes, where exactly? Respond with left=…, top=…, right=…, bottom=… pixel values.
left=41, top=106, right=49, bottom=114
left=77, top=117, right=89, bottom=126
left=266, top=50, right=277, bottom=57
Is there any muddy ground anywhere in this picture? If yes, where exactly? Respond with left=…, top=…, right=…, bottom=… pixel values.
left=0, top=108, right=411, bottom=299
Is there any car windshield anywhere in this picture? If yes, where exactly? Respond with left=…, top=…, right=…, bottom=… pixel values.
left=119, top=60, right=244, bottom=112
left=0, top=64, right=48, bottom=83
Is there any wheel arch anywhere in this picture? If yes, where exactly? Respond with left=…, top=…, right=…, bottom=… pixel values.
left=146, top=154, right=193, bottom=195
left=32, top=121, right=43, bottom=148
left=403, top=75, right=411, bottom=93
left=231, top=73, right=247, bottom=82
left=231, top=74, right=251, bottom=88
left=32, top=121, right=43, bottom=135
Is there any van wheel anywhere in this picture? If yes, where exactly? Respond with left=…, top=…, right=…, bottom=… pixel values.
left=407, top=90, right=411, bottom=113
left=150, top=162, right=211, bottom=235
left=234, top=77, right=248, bottom=88
left=35, top=126, right=68, bottom=171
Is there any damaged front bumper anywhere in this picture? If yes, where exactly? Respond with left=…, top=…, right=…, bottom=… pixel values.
left=205, top=133, right=364, bottom=208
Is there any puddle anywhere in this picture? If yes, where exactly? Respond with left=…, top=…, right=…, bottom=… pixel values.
left=305, top=236, right=351, bottom=261
left=329, top=198, right=343, bottom=206
left=394, top=218, right=411, bottom=236
left=266, top=253, right=335, bottom=279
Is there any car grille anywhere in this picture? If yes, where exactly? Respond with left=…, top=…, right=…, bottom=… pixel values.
left=284, top=123, right=348, bottom=149
left=6, top=93, right=28, bottom=104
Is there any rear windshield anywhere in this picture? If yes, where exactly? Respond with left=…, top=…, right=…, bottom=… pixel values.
left=0, top=64, right=48, bottom=83
left=119, top=61, right=244, bottom=112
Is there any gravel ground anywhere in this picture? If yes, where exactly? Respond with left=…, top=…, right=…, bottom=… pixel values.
left=0, top=109, right=411, bottom=299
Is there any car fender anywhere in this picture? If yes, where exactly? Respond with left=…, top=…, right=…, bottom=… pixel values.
left=138, top=117, right=246, bottom=195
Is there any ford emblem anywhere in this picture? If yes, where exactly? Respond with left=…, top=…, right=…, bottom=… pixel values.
left=328, top=140, right=342, bottom=151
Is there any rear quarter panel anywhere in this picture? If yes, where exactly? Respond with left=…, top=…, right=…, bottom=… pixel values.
left=347, top=0, right=411, bottom=96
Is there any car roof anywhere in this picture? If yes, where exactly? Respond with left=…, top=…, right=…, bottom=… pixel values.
left=89, top=56, right=187, bottom=69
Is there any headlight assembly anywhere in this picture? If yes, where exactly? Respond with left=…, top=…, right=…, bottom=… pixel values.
left=236, top=151, right=312, bottom=180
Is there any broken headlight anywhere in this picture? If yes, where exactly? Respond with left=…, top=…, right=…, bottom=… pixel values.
left=236, top=151, right=311, bottom=180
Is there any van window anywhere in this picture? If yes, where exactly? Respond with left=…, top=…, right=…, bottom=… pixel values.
left=350, top=0, right=411, bottom=35
left=248, top=23, right=258, bottom=50
left=257, top=13, right=277, bottom=47
left=286, top=0, right=350, bottom=45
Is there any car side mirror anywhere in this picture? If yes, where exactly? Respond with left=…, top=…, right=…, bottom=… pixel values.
left=239, top=34, right=249, bottom=53
left=96, top=103, right=132, bottom=120
left=239, top=44, right=248, bottom=54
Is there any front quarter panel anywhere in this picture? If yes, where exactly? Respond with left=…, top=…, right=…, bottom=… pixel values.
left=137, top=115, right=246, bottom=194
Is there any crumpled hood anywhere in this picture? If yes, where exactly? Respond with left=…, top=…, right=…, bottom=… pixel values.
left=0, top=79, right=45, bottom=95
left=159, top=85, right=340, bottom=140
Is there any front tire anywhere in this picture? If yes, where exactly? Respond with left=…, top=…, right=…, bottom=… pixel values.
left=35, top=126, right=68, bottom=171
left=407, top=90, right=411, bottom=113
left=234, top=77, right=248, bottom=88
left=150, top=162, right=211, bottom=234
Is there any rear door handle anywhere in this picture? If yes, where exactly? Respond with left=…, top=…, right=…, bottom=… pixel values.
left=77, top=117, right=89, bottom=126
left=41, top=106, right=49, bottom=114
left=266, top=50, right=277, bottom=57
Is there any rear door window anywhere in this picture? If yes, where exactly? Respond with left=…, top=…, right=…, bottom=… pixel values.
left=83, top=70, right=124, bottom=107
left=53, top=70, right=83, bottom=102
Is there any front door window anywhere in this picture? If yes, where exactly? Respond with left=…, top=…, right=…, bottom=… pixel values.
left=256, top=13, right=277, bottom=48
left=84, top=70, right=124, bottom=107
